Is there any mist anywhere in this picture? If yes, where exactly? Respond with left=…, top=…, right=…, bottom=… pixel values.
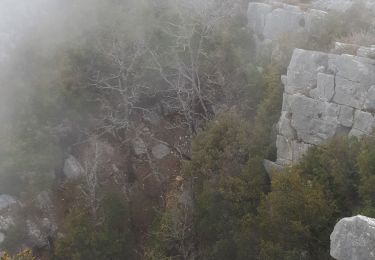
left=0, top=0, right=374, bottom=259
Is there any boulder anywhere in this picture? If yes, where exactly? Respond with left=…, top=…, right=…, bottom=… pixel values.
left=63, top=155, right=84, bottom=179
left=331, top=42, right=360, bottom=55
left=0, top=215, right=14, bottom=231
left=330, top=215, right=375, bottom=260
left=0, top=195, right=17, bottom=211
left=152, top=143, right=170, bottom=159
left=357, top=46, right=375, bottom=59
left=35, top=191, right=53, bottom=212
left=263, top=159, right=283, bottom=178
left=132, top=137, right=147, bottom=156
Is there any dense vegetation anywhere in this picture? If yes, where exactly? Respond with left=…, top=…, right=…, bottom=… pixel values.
left=0, top=0, right=375, bottom=259
left=147, top=118, right=375, bottom=259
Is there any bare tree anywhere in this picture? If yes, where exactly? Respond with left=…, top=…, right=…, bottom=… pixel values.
left=147, top=0, right=238, bottom=135
left=88, top=39, right=151, bottom=140
left=80, top=141, right=100, bottom=222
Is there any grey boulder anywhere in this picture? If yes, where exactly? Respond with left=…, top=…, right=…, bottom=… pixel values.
left=63, top=155, right=84, bottom=179
left=331, top=215, right=375, bottom=260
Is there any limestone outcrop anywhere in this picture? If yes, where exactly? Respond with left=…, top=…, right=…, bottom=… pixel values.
left=330, top=215, right=375, bottom=260
left=276, top=48, right=375, bottom=165
left=247, top=2, right=327, bottom=45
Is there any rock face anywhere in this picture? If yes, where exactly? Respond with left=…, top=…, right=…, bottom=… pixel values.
left=276, top=48, right=375, bottom=165
left=330, top=215, right=375, bottom=260
left=312, top=0, right=375, bottom=12
left=247, top=2, right=328, bottom=45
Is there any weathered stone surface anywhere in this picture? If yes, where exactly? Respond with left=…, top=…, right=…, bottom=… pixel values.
left=333, top=76, right=364, bottom=109
left=364, top=85, right=375, bottom=111
left=291, top=140, right=312, bottom=162
left=263, top=159, right=283, bottom=179
left=289, top=94, right=340, bottom=145
left=352, top=110, right=374, bottom=134
left=331, top=42, right=360, bottom=55
left=338, top=105, right=354, bottom=127
left=330, top=215, right=375, bottom=260
left=133, top=137, right=147, bottom=156
left=286, top=49, right=328, bottom=94
left=63, top=155, right=84, bottom=179
left=0, top=215, right=14, bottom=231
left=276, top=134, right=292, bottom=163
left=278, top=111, right=296, bottom=139
left=334, top=55, right=375, bottom=85
left=0, top=195, right=17, bottom=211
left=310, top=73, right=335, bottom=101
left=312, top=0, right=368, bottom=12
left=305, top=9, right=328, bottom=37
left=247, top=3, right=272, bottom=39
left=152, top=143, right=170, bottom=159
left=281, top=75, right=287, bottom=86
left=357, top=46, right=375, bottom=59
left=263, top=7, right=305, bottom=41
left=247, top=2, right=328, bottom=46
left=276, top=48, right=375, bottom=165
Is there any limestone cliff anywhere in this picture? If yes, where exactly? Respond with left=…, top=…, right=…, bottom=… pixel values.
left=276, top=47, right=375, bottom=165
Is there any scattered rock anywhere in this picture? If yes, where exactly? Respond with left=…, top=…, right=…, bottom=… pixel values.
left=133, top=137, right=147, bottom=156
left=35, top=191, right=52, bottom=212
left=0, top=195, right=17, bottom=211
left=152, top=143, right=170, bottom=159
left=331, top=42, right=360, bottom=55
left=63, top=155, right=84, bottom=179
left=357, top=46, right=375, bottom=59
left=330, top=215, right=375, bottom=260
left=0, top=215, right=14, bottom=231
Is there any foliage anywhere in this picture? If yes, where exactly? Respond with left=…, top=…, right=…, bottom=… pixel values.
left=1, top=250, right=35, bottom=260
left=53, top=191, right=135, bottom=260
left=185, top=115, right=269, bottom=259
left=256, top=170, right=335, bottom=259
left=297, top=137, right=361, bottom=216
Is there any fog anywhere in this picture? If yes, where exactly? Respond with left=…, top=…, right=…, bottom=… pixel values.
left=0, top=0, right=374, bottom=258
